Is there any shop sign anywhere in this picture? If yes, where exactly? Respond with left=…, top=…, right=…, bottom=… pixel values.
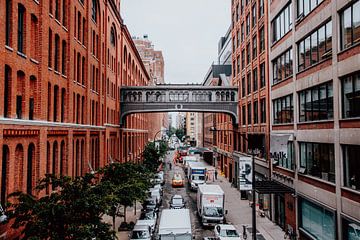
left=239, top=156, right=252, bottom=191
left=270, top=134, right=292, bottom=164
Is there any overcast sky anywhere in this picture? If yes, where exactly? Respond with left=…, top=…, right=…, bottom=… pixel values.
left=121, top=0, right=231, bottom=84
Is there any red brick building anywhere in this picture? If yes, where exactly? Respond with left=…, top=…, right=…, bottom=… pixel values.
left=0, top=0, right=154, bottom=210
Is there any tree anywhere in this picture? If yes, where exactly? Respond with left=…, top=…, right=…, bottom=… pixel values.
left=5, top=174, right=115, bottom=240
left=99, top=163, right=152, bottom=230
left=175, top=128, right=185, bottom=141
left=142, top=142, right=161, bottom=172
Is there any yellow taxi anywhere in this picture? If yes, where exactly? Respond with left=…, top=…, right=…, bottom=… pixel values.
left=172, top=173, right=184, bottom=188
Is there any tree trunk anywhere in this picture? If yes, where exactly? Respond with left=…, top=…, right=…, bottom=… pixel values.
left=134, top=201, right=136, bottom=215
left=124, top=206, right=127, bottom=223
left=112, top=215, right=116, bottom=232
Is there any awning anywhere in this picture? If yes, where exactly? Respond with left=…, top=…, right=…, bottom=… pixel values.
left=255, top=180, right=294, bottom=194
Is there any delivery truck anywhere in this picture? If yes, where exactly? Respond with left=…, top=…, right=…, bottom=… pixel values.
left=157, top=209, right=192, bottom=240
left=197, top=184, right=226, bottom=226
left=187, top=162, right=207, bottom=190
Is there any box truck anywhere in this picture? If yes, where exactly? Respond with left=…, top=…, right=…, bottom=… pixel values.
left=187, top=162, right=207, bottom=190
left=197, top=184, right=225, bottom=226
left=157, top=209, right=192, bottom=240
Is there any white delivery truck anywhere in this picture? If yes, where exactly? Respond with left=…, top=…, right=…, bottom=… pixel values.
left=187, top=162, right=207, bottom=190
left=158, top=209, right=192, bottom=240
left=197, top=184, right=226, bottom=226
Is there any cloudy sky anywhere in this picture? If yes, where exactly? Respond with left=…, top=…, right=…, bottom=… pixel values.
left=121, top=0, right=231, bottom=84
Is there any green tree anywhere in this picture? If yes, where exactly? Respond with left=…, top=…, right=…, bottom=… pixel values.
left=5, top=174, right=115, bottom=240
left=99, top=163, right=152, bottom=230
left=175, top=128, right=185, bottom=141
left=142, top=142, right=161, bottom=172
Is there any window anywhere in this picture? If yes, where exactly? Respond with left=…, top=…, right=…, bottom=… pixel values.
left=343, top=144, right=360, bottom=191
left=54, top=34, right=60, bottom=71
left=48, top=83, right=51, bottom=121
left=247, top=102, right=252, bottom=124
left=27, top=144, right=35, bottom=194
left=260, top=62, right=266, bottom=87
left=61, top=88, right=65, bottom=122
left=92, top=0, right=98, bottom=23
left=299, top=198, right=335, bottom=240
left=4, top=65, right=11, bottom=118
left=246, top=14, right=250, bottom=35
left=273, top=48, right=293, bottom=84
left=16, top=95, right=22, bottom=119
left=30, top=15, right=39, bottom=60
left=297, top=0, right=324, bottom=19
left=252, top=4, right=257, bottom=27
left=261, top=98, right=266, bottom=123
left=299, top=142, right=335, bottom=182
left=241, top=49, right=245, bottom=69
left=236, top=4, right=239, bottom=21
left=254, top=100, right=258, bottom=123
left=246, top=43, right=251, bottom=64
left=55, top=0, right=60, bottom=20
left=17, top=4, right=25, bottom=53
left=279, top=141, right=294, bottom=170
left=298, top=20, right=332, bottom=71
left=253, top=68, right=258, bottom=91
left=48, top=29, right=52, bottom=67
left=241, top=23, right=244, bottom=41
left=77, top=11, right=81, bottom=40
left=273, top=94, right=293, bottom=124
left=247, top=72, right=251, bottom=94
left=242, top=77, right=246, bottom=97
left=259, top=0, right=264, bottom=17
left=343, top=218, right=360, bottom=240
left=340, top=0, right=360, bottom=50
left=272, top=3, right=292, bottom=43
left=110, top=28, right=116, bottom=47
left=237, top=30, right=240, bottom=47
left=242, top=106, right=246, bottom=125
left=54, top=86, right=59, bottom=122
left=236, top=56, right=240, bottom=75
left=62, top=0, right=67, bottom=26
left=1, top=145, right=9, bottom=205
left=29, top=98, right=34, bottom=120
left=260, top=27, right=265, bottom=52
left=241, top=0, right=244, bottom=13
left=299, top=81, right=333, bottom=122
left=342, top=72, right=360, bottom=118
left=61, top=40, right=67, bottom=75
left=253, top=35, right=257, bottom=58
left=6, top=0, right=12, bottom=46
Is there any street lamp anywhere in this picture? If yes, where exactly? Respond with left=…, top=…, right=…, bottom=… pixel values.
left=210, top=126, right=257, bottom=240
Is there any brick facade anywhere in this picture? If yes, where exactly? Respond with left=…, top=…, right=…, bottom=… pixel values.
left=0, top=0, right=155, bottom=211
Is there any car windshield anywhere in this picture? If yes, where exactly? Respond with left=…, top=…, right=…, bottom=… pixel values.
left=220, top=229, right=239, bottom=237
left=172, top=197, right=183, bottom=205
left=141, top=212, right=155, bottom=220
left=192, top=175, right=205, bottom=181
left=173, top=175, right=182, bottom=180
left=204, top=207, right=223, bottom=217
left=131, top=230, right=149, bottom=239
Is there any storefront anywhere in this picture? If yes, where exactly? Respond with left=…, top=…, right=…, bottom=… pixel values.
left=298, top=197, right=336, bottom=240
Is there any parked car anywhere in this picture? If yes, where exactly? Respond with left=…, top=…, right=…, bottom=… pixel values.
left=154, top=173, right=165, bottom=186
left=153, top=184, right=163, bottom=196
left=169, top=195, right=186, bottom=209
left=214, top=224, right=241, bottom=240
left=139, top=210, right=157, bottom=233
left=149, top=188, right=162, bottom=205
left=129, top=224, right=152, bottom=240
left=142, top=197, right=159, bottom=212
left=203, top=238, right=220, bottom=240
left=172, top=172, right=184, bottom=187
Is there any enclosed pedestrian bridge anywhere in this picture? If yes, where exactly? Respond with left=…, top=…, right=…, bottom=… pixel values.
left=120, top=84, right=239, bottom=126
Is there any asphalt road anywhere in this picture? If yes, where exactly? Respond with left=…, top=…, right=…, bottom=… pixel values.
left=159, top=150, right=215, bottom=239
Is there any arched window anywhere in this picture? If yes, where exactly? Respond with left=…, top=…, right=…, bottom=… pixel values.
left=29, top=76, right=36, bottom=120
left=52, top=141, right=58, bottom=176
left=110, top=27, right=116, bottom=47
left=60, top=141, right=65, bottom=176
left=54, top=34, right=60, bottom=71
left=92, top=0, right=98, bottom=23
left=81, top=140, right=85, bottom=175
left=75, top=140, right=79, bottom=176
left=27, top=143, right=35, bottom=195
left=54, top=85, right=59, bottom=122
left=16, top=71, right=25, bottom=119
left=61, top=88, right=66, bottom=122
left=1, top=145, right=9, bottom=205
left=15, top=144, right=24, bottom=192
left=61, top=40, right=67, bottom=75
left=4, top=65, right=12, bottom=118
left=46, top=141, right=50, bottom=194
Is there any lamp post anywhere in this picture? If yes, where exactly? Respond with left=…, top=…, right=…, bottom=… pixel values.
left=210, top=126, right=257, bottom=240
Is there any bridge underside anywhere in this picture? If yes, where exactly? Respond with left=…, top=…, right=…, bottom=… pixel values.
left=120, top=85, right=239, bottom=126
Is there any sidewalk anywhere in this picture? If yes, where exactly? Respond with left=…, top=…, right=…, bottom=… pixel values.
left=215, top=174, right=285, bottom=240
left=102, top=202, right=143, bottom=239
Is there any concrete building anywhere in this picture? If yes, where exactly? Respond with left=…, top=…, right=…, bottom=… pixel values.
left=185, top=112, right=203, bottom=147
left=133, top=35, right=166, bottom=140
left=0, top=0, right=156, bottom=222
left=269, top=0, right=360, bottom=238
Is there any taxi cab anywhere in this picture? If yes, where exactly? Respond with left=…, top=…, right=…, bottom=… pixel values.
left=172, top=172, right=184, bottom=187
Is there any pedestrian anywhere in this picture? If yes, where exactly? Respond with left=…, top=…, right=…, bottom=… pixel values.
left=215, top=169, right=218, bottom=180
left=169, top=162, right=172, bottom=170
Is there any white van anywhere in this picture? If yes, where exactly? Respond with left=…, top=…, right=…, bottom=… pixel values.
left=158, top=209, right=192, bottom=240
left=130, top=224, right=152, bottom=240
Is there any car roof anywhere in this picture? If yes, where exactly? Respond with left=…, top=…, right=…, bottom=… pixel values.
left=133, top=224, right=150, bottom=231
left=172, top=194, right=183, bottom=199
left=349, top=223, right=360, bottom=230
left=217, top=224, right=237, bottom=230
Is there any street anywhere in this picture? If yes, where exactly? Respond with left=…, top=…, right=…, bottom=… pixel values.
left=160, top=150, right=214, bottom=239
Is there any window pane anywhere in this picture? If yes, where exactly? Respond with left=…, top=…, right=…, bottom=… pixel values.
left=298, top=0, right=303, bottom=17
left=327, top=83, right=334, bottom=119
left=305, top=37, right=311, bottom=68
left=325, top=21, right=332, bottom=52
left=318, top=26, right=326, bottom=59
left=300, top=91, right=305, bottom=122
left=342, top=7, right=352, bottom=49
left=298, top=41, right=305, bottom=71
left=354, top=1, right=360, bottom=45
left=306, top=89, right=312, bottom=121
left=343, top=77, right=353, bottom=118
left=311, top=32, right=319, bottom=64
left=312, top=87, right=319, bottom=120
left=304, top=0, right=310, bottom=16
left=319, top=84, right=327, bottom=120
